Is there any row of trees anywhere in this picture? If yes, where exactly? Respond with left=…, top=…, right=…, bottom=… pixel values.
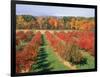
left=16, top=15, right=95, bottom=30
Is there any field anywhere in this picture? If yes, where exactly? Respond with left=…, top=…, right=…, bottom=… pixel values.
left=15, top=14, right=95, bottom=73
left=16, top=29, right=95, bottom=73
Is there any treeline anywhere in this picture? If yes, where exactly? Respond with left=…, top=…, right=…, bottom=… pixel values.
left=16, top=15, right=95, bottom=30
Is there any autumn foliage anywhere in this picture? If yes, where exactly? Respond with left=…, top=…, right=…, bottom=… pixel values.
left=16, top=15, right=95, bottom=30
left=16, top=31, right=42, bottom=73
left=45, top=31, right=94, bottom=64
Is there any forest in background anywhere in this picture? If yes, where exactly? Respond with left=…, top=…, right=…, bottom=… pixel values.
left=16, top=15, right=95, bottom=30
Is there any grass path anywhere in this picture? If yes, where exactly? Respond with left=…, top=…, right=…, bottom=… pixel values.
left=31, top=34, right=70, bottom=73
left=53, top=51, right=77, bottom=70
left=44, top=46, right=70, bottom=71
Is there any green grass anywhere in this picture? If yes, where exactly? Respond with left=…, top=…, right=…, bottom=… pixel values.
left=43, top=34, right=70, bottom=71
left=45, top=46, right=70, bottom=71
left=76, top=51, right=95, bottom=70
left=31, top=34, right=70, bottom=73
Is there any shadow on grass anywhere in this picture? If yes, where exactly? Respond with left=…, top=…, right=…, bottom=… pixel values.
left=79, top=57, right=87, bottom=65
left=72, top=57, right=87, bottom=65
